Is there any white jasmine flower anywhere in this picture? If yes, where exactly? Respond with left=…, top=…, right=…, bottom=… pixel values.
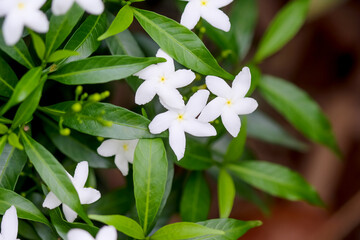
left=43, top=161, right=101, bottom=223
left=149, top=90, right=216, bottom=160
left=51, top=0, right=104, bottom=16
left=67, top=226, right=117, bottom=240
left=0, top=206, right=20, bottom=240
left=0, top=0, right=49, bottom=46
left=97, top=139, right=138, bottom=176
left=199, top=67, right=258, bottom=137
left=180, top=0, right=233, bottom=32
left=134, top=49, right=196, bottom=109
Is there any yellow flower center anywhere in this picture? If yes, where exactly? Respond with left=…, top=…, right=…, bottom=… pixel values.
left=226, top=100, right=232, bottom=106
left=160, top=76, right=166, bottom=83
left=17, top=3, right=25, bottom=9
left=123, top=144, right=129, bottom=151
left=177, top=114, right=184, bottom=121
left=200, top=0, right=208, bottom=6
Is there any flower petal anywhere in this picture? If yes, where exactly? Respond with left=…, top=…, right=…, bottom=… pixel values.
left=1, top=206, right=18, bottom=240
left=232, top=67, right=251, bottom=98
left=96, top=226, right=117, bottom=240
left=114, top=154, right=129, bottom=176
left=206, top=76, right=232, bottom=98
left=67, top=229, right=94, bottom=240
left=51, top=0, right=74, bottom=15
left=76, top=0, right=104, bottom=15
left=31, top=0, right=47, bottom=9
left=23, top=11, right=49, bottom=33
left=73, top=161, right=89, bottom=189
left=185, top=90, right=210, bottom=118
left=62, top=204, right=78, bottom=223
left=201, top=8, right=231, bottom=32
left=78, top=188, right=101, bottom=205
left=232, top=97, right=258, bottom=115
left=169, top=124, right=186, bottom=160
left=97, top=139, right=120, bottom=157
left=221, top=108, right=241, bottom=137
left=198, top=97, right=226, bottom=122
left=135, top=80, right=157, bottom=105
left=0, top=1, right=14, bottom=17
left=124, top=140, right=138, bottom=164
left=2, top=12, right=24, bottom=46
left=42, top=192, right=62, bottom=209
left=183, top=120, right=216, bottom=137
left=169, top=69, right=196, bottom=89
left=149, top=111, right=177, bottom=134
left=209, top=0, right=233, bottom=8
left=157, top=86, right=184, bottom=109
left=180, top=1, right=201, bottom=30
left=156, top=49, right=175, bottom=73
left=134, top=65, right=160, bottom=81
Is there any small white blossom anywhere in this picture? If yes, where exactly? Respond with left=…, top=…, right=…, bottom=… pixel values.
left=42, top=161, right=101, bottom=223
left=149, top=90, right=216, bottom=160
left=134, top=49, right=196, bottom=109
left=97, top=139, right=138, bottom=176
left=180, top=0, right=233, bottom=32
left=199, top=67, right=258, bottom=137
left=51, top=0, right=104, bottom=16
left=0, top=0, right=49, bottom=46
left=67, top=226, right=117, bottom=240
left=0, top=206, right=20, bottom=240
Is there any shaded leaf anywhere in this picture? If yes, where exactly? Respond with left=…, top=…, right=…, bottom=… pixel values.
left=218, top=169, right=235, bottom=218
left=0, top=56, right=17, bottom=98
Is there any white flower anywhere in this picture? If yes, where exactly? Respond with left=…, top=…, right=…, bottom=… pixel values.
left=149, top=89, right=216, bottom=160
left=198, top=67, right=258, bottom=137
left=0, top=206, right=20, bottom=240
left=42, top=161, right=101, bottom=223
left=180, top=0, right=233, bottom=32
left=51, top=0, right=104, bottom=16
left=97, top=139, right=138, bottom=176
left=0, top=0, right=49, bottom=46
left=134, top=49, right=196, bottom=109
left=67, top=226, right=117, bottom=240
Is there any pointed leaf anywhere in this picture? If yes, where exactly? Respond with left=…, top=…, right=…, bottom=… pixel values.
left=47, top=50, right=79, bottom=63
left=218, top=169, right=235, bottom=218
left=0, top=56, right=17, bottom=98
left=30, top=32, right=46, bottom=60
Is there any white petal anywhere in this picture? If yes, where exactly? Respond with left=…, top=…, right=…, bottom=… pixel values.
left=183, top=120, right=216, bottom=137
left=78, top=188, right=101, bottom=205
left=67, top=229, right=94, bottom=240
left=76, top=0, right=104, bottom=15
left=97, top=139, right=120, bottom=157
left=73, top=161, right=89, bottom=188
left=206, top=76, right=232, bottom=98
left=169, top=124, right=186, bottom=160
left=62, top=204, right=77, bottom=223
left=221, top=109, right=241, bottom=137
left=159, top=97, right=184, bottom=111
left=201, top=7, right=231, bottom=32
left=24, top=11, right=49, bottom=33
left=2, top=12, right=24, bottom=46
left=31, top=0, right=47, bottom=9
left=157, top=86, right=184, bottom=110
left=134, top=65, right=159, bottom=81
left=156, top=49, right=175, bottom=72
left=125, top=140, right=139, bottom=164
left=51, top=0, right=74, bottom=15
left=209, top=0, right=233, bottom=8
left=96, top=226, right=117, bottom=240
left=149, top=111, right=177, bottom=134
left=114, top=154, right=129, bottom=176
left=185, top=90, right=210, bottom=118
left=180, top=1, right=201, bottom=30
left=0, top=1, right=14, bottom=16
left=232, top=67, right=251, bottom=98
left=42, top=192, right=62, bottom=209
left=169, top=69, right=196, bottom=88
left=198, top=97, right=226, bottom=122
left=232, top=98, right=258, bottom=115
left=1, top=206, right=18, bottom=240
left=135, top=80, right=157, bottom=105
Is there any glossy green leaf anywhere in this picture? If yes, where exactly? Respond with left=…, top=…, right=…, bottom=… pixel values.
left=228, top=160, right=324, bottom=206
left=0, top=124, right=8, bottom=134
left=98, top=5, right=134, bottom=41
left=0, top=67, right=42, bottom=116
left=47, top=101, right=162, bottom=139
left=89, top=214, right=145, bottom=239
left=150, top=222, right=224, bottom=240
left=8, top=132, right=23, bottom=150
left=197, top=218, right=262, bottom=240
left=224, top=117, right=247, bottom=163
left=32, top=222, right=58, bottom=240
left=254, top=0, right=309, bottom=62
left=48, top=55, right=165, bottom=84
left=175, top=139, right=213, bottom=170
left=18, top=220, right=41, bottom=240
left=47, top=50, right=79, bottom=63
left=30, top=32, right=46, bottom=60
left=0, top=188, right=50, bottom=226
left=0, top=56, right=17, bottom=98
left=134, top=139, right=168, bottom=234
left=258, top=75, right=339, bottom=155
left=132, top=8, right=234, bottom=80
left=218, top=169, right=235, bottom=218
left=180, top=171, right=210, bottom=222
left=0, top=136, right=7, bottom=155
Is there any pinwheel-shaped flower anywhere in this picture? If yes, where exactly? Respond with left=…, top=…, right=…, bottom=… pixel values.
left=149, top=90, right=216, bottom=160
left=199, top=67, right=258, bottom=137
left=0, top=0, right=49, bottom=46
left=97, top=139, right=138, bottom=176
left=51, top=0, right=104, bottom=16
left=43, top=161, right=101, bottom=222
left=134, top=49, right=196, bottom=109
left=67, top=226, right=117, bottom=240
left=0, top=206, right=20, bottom=240
left=180, top=0, right=233, bottom=32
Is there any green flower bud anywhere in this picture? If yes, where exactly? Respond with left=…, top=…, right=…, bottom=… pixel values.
left=60, top=128, right=71, bottom=136
left=72, top=103, right=82, bottom=112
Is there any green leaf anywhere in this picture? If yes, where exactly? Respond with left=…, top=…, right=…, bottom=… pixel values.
left=98, top=5, right=134, bottom=41
left=0, top=67, right=42, bottom=116
left=45, top=5, right=84, bottom=56
left=258, top=75, right=339, bottom=155
left=0, top=188, right=50, bottom=226
left=48, top=55, right=165, bottom=85
left=0, top=136, right=7, bottom=155
left=0, top=143, right=27, bottom=190
left=197, top=218, right=262, bottom=240
left=32, top=222, right=58, bottom=240
left=134, top=139, right=168, bottom=234
left=254, top=0, right=309, bottom=62
left=0, top=124, right=8, bottom=134
left=30, top=32, right=46, bottom=60
left=47, top=101, right=162, bottom=139
left=8, top=132, right=23, bottom=150
left=47, top=50, right=79, bottom=63
left=0, top=56, right=17, bottom=98
left=89, top=214, right=145, bottom=239
left=150, top=222, right=224, bottom=240
left=18, top=220, right=41, bottom=240
left=180, top=171, right=210, bottom=222
left=228, top=160, right=324, bottom=206
left=132, top=8, right=234, bottom=80
left=224, top=117, right=247, bottom=163
left=218, top=169, right=235, bottom=218
left=20, top=132, right=91, bottom=224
